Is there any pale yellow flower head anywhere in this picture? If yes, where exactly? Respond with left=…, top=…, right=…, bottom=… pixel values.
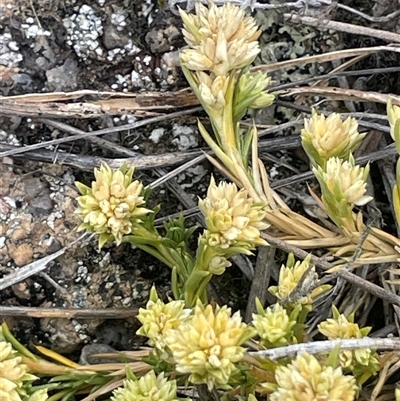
left=237, top=71, right=275, bottom=110
left=0, top=341, right=34, bottom=401
left=75, top=164, right=151, bottom=247
left=112, top=371, right=181, bottom=401
left=301, top=111, right=365, bottom=168
left=315, top=156, right=372, bottom=207
left=199, top=176, right=268, bottom=251
left=165, top=302, right=256, bottom=389
left=252, top=303, right=296, bottom=347
left=208, top=256, right=232, bottom=275
left=268, top=352, right=357, bottom=401
left=136, top=286, right=191, bottom=351
left=196, top=72, right=229, bottom=111
left=318, top=306, right=378, bottom=375
left=387, top=99, right=400, bottom=140
left=179, top=2, right=260, bottom=75
left=269, top=254, right=330, bottom=306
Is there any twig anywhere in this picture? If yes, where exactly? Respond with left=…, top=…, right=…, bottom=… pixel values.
left=0, top=143, right=202, bottom=171
left=244, top=246, right=276, bottom=323
left=284, top=13, right=400, bottom=43
left=249, top=337, right=400, bottom=360
left=0, top=107, right=202, bottom=158
left=337, top=3, right=400, bottom=23
left=270, top=66, right=400, bottom=92
left=274, top=100, right=391, bottom=133
left=0, top=305, right=139, bottom=319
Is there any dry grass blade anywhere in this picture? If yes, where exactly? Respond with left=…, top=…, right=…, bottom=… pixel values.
left=281, top=87, right=400, bottom=105
left=252, top=46, right=400, bottom=73
left=284, top=14, right=400, bottom=43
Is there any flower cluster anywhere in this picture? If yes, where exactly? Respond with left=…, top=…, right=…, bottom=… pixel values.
left=313, top=156, right=372, bottom=230
left=252, top=303, right=296, bottom=348
left=136, top=287, right=191, bottom=352
left=301, top=111, right=365, bottom=169
left=199, top=176, right=268, bottom=251
left=112, top=371, right=183, bottom=401
left=315, top=157, right=372, bottom=207
left=75, top=164, right=151, bottom=246
left=318, top=306, right=379, bottom=383
left=0, top=338, right=36, bottom=401
left=268, top=352, right=357, bottom=401
left=179, top=2, right=260, bottom=76
left=269, top=254, right=330, bottom=307
left=235, top=71, right=275, bottom=115
left=164, top=302, right=256, bottom=389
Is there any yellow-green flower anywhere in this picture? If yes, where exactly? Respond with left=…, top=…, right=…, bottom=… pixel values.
left=236, top=71, right=275, bottom=111
left=136, top=286, right=191, bottom=351
left=252, top=303, right=296, bottom=347
left=208, top=256, right=231, bottom=275
left=318, top=306, right=379, bottom=382
left=195, top=72, right=229, bottom=112
left=179, top=2, right=260, bottom=76
left=198, top=176, right=268, bottom=251
left=268, top=352, right=357, bottom=401
left=112, top=371, right=182, bottom=401
left=75, top=164, right=151, bottom=247
left=269, top=254, right=330, bottom=306
left=315, top=156, right=372, bottom=207
left=388, top=99, right=400, bottom=141
left=165, top=301, right=256, bottom=389
left=301, top=111, right=365, bottom=169
left=0, top=341, right=36, bottom=401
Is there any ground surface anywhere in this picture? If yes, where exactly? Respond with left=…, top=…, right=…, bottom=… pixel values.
left=1, top=0, right=400, bottom=360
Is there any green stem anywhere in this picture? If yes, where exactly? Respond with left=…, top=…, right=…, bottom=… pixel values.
left=1, top=322, right=38, bottom=361
left=183, top=238, right=218, bottom=306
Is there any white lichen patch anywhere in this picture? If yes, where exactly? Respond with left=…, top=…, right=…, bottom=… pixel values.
left=177, top=165, right=208, bottom=189
left=21, top=17, right=51, bottom=39
left=111, top=9, right=127, bottom=32
left=0, top=33, right=23, bottom=67
left=0, top=129, right=21, bottom=146
left=106, top=8, right=140, bottom=62
left=63, top=5, right=104, bottom=60
left=171, top=124, right=198, bottom=151
left=149, top=128, right=165, bottom=144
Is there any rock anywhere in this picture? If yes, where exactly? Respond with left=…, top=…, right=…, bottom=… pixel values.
left=23, top=176, right=54, bottom=215
left=102, top=23, right=130, bottom=50
left=9, top=243, right=33, bottom=266
left=46, top=58, right=78, bottom=92
left=11, top=227, right=29, bottom=242
left=79, top=343, right=118, bottom=365
left=12, top=281, right=30, bottom=300
left=145, top=29, right=169, bottom=54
